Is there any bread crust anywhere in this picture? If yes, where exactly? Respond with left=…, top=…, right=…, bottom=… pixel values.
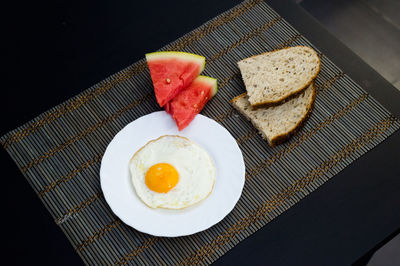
left=238, top=46, right=321, bottom=108
left=269, top=81, right=316, bottom=147
left=231, top=81, right=316, bottom=147
left=231, top=93, right=248, bottom=103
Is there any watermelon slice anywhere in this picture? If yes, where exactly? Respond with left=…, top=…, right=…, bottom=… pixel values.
left=165, top=76, right=218, bottom=130
left=146, top=51, right=205, bottom=107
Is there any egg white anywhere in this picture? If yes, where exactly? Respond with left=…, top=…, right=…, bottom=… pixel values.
left=129, top=135, right=215, bottom=209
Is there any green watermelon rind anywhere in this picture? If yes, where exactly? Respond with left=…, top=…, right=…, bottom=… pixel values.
left=145, top=51, right=205, bottom=73
left=196, top=75, right=218, bottom=97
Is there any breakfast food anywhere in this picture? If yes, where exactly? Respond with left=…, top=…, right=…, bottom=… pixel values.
left=146, top=51, right=206, bottom=107
left=232, top=46, right=320, bottom=146
left=232, top=82, right=315, bottom=147
left=129, top=135, right=216, bottom=209
left=165, top=76, right=218, bottom=130
left=146, top=51, right=218, bottom=130
left=237, top=46, right=320, bottom=107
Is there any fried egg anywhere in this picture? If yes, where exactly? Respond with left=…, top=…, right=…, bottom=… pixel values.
left=129, top=135, right=215, bottom=209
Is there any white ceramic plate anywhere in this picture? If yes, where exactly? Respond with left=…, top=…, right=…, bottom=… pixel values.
left=100, top=111, right=245, bottom=237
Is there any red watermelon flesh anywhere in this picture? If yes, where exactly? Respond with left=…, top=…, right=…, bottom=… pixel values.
left=146, top=51, right=205, bottom=107
left=165, top=76, right=218, bottom=130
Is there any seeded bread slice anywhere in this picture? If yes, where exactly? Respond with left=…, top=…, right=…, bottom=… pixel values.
left=231, top=82, right=316, bottom=147
left=238, top=46, right=320, bottom=107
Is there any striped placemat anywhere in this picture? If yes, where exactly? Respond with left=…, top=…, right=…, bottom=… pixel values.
left=2, top=0, right=399, bottom=265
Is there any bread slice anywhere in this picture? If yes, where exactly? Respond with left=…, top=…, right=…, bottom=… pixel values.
left=238, top=46, right=320, bottom=107
left=231, top=82, right=316, bottom=147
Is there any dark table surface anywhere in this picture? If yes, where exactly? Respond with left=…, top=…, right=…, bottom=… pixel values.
left=3, top=0, right=400, bottom=265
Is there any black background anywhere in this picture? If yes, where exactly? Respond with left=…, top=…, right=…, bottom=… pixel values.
left=3, top=0, right=400, bottom=265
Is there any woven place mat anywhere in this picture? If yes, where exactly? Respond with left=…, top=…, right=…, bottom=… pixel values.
left=2, top=0, right=400, bottom=265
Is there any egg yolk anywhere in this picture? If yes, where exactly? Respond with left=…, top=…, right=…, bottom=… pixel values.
left=145, top=163, right=179, bottom=193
